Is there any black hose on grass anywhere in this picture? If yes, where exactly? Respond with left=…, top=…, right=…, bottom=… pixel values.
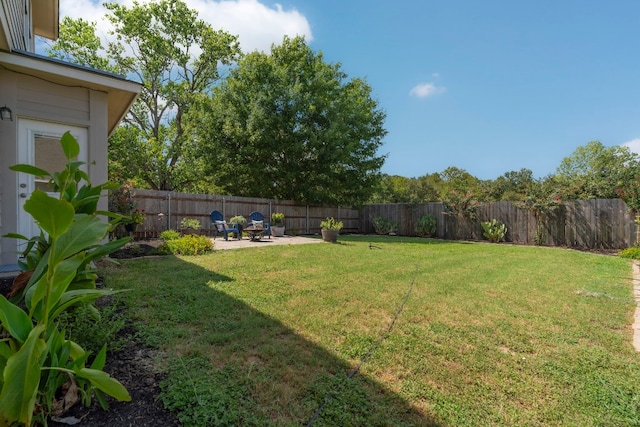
left=305, top=262, right=419, bottom=426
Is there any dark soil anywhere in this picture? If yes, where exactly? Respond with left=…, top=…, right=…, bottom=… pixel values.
left=49, top=332, right=179, bottom=427
left=108, top=240, right=164, bottom=259
left=0, top=240, right=178, bottom=426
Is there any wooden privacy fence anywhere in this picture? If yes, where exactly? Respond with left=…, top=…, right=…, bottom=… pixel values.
left=361, top=199, right=638, bottom=249
left=129, top=189, right=637, bottom=249
left=130, top=189, right=360, bottom=238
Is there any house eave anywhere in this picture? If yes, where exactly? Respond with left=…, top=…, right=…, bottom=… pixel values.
left=0, top=50, right=140, bottom=134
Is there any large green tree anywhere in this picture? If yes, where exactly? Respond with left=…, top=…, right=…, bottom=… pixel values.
left=369, top=173, right=442, bottom=204
left=48, top=0, right=241, bottom=191
left=198, top=36, right=387, bottom=205
left=555, top=141, right=640, bottom=199
left=485, top=168, right=535, bottom=201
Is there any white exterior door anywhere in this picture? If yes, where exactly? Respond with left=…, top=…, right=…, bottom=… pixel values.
left=16, top=119, right=87, bottom=243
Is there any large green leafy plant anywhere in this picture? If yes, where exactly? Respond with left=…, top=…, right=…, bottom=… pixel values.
left=0, top=132, right=131, bottom=426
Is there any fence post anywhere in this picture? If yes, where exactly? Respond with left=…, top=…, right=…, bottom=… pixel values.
left=167, top=192, right=172, bottom=230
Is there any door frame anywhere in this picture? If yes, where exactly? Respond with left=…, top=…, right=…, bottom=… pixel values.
left=16, top=119, right=88, bottom=242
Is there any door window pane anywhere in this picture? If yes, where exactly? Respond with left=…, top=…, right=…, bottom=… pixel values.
left=34, top=135, right=72, bottom=192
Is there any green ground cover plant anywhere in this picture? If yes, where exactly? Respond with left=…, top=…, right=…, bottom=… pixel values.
left=619, top=245, right=640, bottom=259
left=102, top=236, right=640, bottom=426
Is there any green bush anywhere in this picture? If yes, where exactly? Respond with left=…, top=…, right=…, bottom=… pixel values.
left=415, top=214, right=436, bottom=237
left=618, top=246, right=640, bottom=259
left=160, top=229, right=181, bottom=241
left=482, top=219, right=507, bottom=243
left=372, top=216, right=398, bottom=235
left=180, top=218, right=201, bottom=230
left=164, top=235, right=214, bottom=256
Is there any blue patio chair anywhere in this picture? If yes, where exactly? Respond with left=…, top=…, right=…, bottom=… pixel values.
left=210, top=210, right=239, bottom=240
left=248, top=211, right=271, bottom=239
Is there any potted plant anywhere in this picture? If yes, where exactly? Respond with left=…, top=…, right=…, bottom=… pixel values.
left=229, top=215, right=246, bottom=238
left=180, top=217, right=201, bottom=235
left=320, top=217, right=343, bottom=243
left=271, top=212, right=285, bottom=237
left=125, top=208, right=145, bottom=233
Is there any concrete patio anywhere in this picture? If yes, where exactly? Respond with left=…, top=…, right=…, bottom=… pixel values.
left=211, top=234, right=323, bottom=250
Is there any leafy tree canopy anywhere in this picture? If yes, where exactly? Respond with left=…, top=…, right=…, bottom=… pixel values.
left=485, top=168, right=535, bottom=202
left=197, top=36, right=387, bottom=205
left=555, top=140, right=640, bottom=199
left=48, top=0, right=241, bottom=191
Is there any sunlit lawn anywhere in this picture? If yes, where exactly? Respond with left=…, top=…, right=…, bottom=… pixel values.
left=103, top=236, right=640, bottom=426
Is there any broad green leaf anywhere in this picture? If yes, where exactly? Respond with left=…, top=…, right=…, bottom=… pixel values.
left=73, top=185, right=102, bottom=214
left=23, top=191, right=74, bottom=239
left=0, top=343, right=8, bottom=389
left=94, top=389, right=109, bottom=410
left=84, top=237, right=130, bottom=262
left=0, top=342, right=11, bottom=361
left=46, top=254, right=85, bottom=317
left=50, top=215, right=108, bottom=266
left=90, top=345, right=107, bottom=371
left=0, top=324, right=46, bottom=425
left=60, top=131, right=80, bottom=160
left=0, top=295, right=32, bottom=343
left=9, top=164, right=51, bottom=178
left=69, top=340, right=85, bottom=360
left=26, top=273, right=49, bottom=320
left=1, top=232, right=29, bottom=240
left=75, top=169, right=91, bottom=183
left=68, top=160, right=85, bottom=171
left=76, top=368, right=131, bottom=402
left=51, top=288, right=118, bottom=320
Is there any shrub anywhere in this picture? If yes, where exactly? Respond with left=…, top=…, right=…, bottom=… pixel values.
left=415, top=214, right=436, bottom=237
left=372, top=217, right=398, bottom=235
left=618, top=246, right=640, bottom=259
left=180, top=218, right=201, bottom=230
left=482, top=219, right=507, bottom=243
left=160, top=229, right=181, bottom=241
left=164, top=235, right=214, bottom=256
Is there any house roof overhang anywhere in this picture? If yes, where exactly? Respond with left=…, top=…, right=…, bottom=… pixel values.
left=32, top=0, right=59, bottom=40
left=0, top=50, right=140, bottom=135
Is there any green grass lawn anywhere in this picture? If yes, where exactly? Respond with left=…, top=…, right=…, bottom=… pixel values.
left=102, top=236, right=640, bottom=426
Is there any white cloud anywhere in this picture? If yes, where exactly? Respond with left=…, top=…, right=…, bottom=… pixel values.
left=58, top=0, right=312, bottom=54
left=623, top=138, right=640, bottom=155
left=409, top=82, right=446, bottom=98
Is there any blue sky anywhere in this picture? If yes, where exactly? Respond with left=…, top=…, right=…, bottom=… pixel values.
left=56, top=0, right=640, bottom=180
